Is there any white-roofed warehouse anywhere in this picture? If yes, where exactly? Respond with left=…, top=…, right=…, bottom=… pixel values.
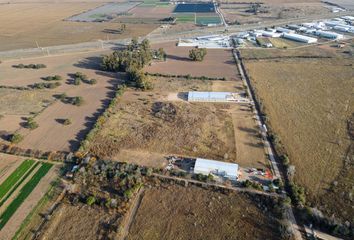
left=187, top=91, right=248, bottom=103
left=194, top=158, right=239, bottom=180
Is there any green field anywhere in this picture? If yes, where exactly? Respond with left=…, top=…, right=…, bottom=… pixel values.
left=0, top=160, right=35, bottom=201
left=175, top=14, right=195, bottom=23
left=0, top=162, right=53, bottom=230
left=196, top=15, right=221, bottom=25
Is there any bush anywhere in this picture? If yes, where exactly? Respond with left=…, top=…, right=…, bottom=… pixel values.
left=189, top=48, right=207, bottom=61
left=88, top=79, right=97, bottom=85
left=26, top=118, right=39, bottom=130
left=73, top=78, right=81, bottom=85
left=63, top=119, right=71, bottom=125
left=10, top=133, right=23, bottom=144
left=72, top=96, right=84, bottom=106
left=86, top=196, right=96, bottom=206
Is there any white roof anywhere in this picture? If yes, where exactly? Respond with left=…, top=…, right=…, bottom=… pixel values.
left=194, top=158, right=239, bottom=177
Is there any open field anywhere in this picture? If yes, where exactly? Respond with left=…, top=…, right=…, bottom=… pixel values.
left=0, top=51, right=122, bottom=152
left=220, top=0, right=329, bottom=25
left=242, top=44, right=354, bottom=221
left=0, top=89, right=53, bottom=115
left=88, top=74, right=267, bottom=169
left=39, top=203, right=113, bottom=240
left=0, top=154, right=23, bottom=184
left=0, top=2, right=158, bottom=51
left=127, top=185, right=282, bottom=239
left=145, top=43, right=241, bottom=81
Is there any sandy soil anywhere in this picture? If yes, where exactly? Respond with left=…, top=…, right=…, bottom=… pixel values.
left=0, top=165, right=57, bottom=240
left=127, top=185, right=281, bottom=240
left=0, top=51, right=122, bottom=152
left=40, top=204, right=112, bottom=240
left=145, top=43, right=240, bottom=81
left=0, top=2, right=158, bottom=51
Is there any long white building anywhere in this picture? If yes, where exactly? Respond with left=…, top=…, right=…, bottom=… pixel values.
left=194, top=158, right=239, bottom=180
left=187, top=91, right=249, bottom=103
left=314, top=30, right=344, bottom=39
left=282, top=33, right=318, bottom=43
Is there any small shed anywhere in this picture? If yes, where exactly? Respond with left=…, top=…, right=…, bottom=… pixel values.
left=194, top=158, right=239, bottom=180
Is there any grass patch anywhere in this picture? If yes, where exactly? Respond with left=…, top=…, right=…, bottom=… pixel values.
left=175, top=14, right=195, bottom=23
left=196, top=15, right=221, bottom=25
left=0, top=160, right=35, bottom=201
left=0, top=162, right=53, bottom=230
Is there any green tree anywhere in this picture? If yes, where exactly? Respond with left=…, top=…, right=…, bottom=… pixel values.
left=86, top=196, right=96, bottom=206
left=10, top=133, right=23, bottom=144
left=189, top=48, right=207, bottom=61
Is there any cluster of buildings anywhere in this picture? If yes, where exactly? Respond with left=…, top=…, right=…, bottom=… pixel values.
left=232, top=15, right=354, bottom=46
left=177, top=35, right=231, bottom=48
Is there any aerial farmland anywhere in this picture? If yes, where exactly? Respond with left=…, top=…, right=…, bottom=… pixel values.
left=0, top=0, right=353, bottom=239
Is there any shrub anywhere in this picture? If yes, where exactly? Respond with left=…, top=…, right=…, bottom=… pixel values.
left=73, top=78, right=81, bottom=85
left=72, top=96, right=84, bottom=106
left=10, top=133, right=23, bottom=144
left=86, top=196, right=96, bottom=206
left=63, top=119, right=72, bottom=125
left=189, top=48, right=207, bottom=61
left=26, top=118, right=39, bottom=130
left=88, top=79, right=97, bottom=85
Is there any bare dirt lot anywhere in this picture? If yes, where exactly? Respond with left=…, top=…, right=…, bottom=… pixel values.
left=0, top=2, right=158, bottom=51
left=0, top=51, right=121, bottom=152
left=145, top=43, right=241, bottom=81
left=127, top=185, right=281, bottom=240
left=242, top=45, right=354, bottom=221
left=0, top=153, right=22, bottom=184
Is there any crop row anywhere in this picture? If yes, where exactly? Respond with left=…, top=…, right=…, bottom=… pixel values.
left=0, top=162, right=53, bottom=230
left=0, top=159, right=35, bottom=201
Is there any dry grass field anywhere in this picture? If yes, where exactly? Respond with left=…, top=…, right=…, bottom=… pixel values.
left=145, top=43, right=241, bottom=81
left=0, top=2, right=158, bottom=51
left=88, top=74, right=267, bottom=168
left=39, top=203, right=112, bottom=240
left=220, top=0, right=328, bottom=24
left=127, top=185, right=282, bottom=240
left=0, top=51, right=122, bottom=152
left=242, top=44, right=354, bottom=221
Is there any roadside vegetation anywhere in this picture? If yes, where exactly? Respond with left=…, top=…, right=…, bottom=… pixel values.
left=12, top=64, right=46, bottom=69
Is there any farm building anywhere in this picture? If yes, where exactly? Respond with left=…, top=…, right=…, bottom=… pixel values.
left=194, top=158, right=239, bottom=180
left=314, top=30, right=343, bottom=39
left=178, top=35, right=230, bottom=48
left=282, top=33, right=318, bottom=43
left=276, top=27, right=294, bottom=33
left=187, top=92, right=248, bottom=103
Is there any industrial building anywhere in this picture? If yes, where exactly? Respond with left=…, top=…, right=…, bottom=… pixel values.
left=187, top=91, right=249, bottom=103
left=178, top=35, right=231, bottom=48
left=314, top=30, right=344, bottom=39
left=282, top=33, right=318, bottom=43
left=194, top=158, right=239, bottom=180
left=276, top=27, right=294, bottom=33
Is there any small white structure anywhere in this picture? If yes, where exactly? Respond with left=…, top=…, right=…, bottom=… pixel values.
left=282, top=33, right=318, bottom=43
left=178, top=35, right=231, bottom=49
left=314, top=30, right=344, bottom=39
left=187, top=92, right=248, bottom=103
left=194, top=158, right=239, bottom=180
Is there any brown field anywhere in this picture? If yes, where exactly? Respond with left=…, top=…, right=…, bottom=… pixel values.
left=88, top=75, right=267, bottom=169
left=220, top=0, right=328, bottom=24
left=0, top=153, right=22, bottom=184
left=127, top=185, right=281, bottom=240
left=242, top=45, right=354, bottom=221
left=0, top=89, right=53, bottom=115
left=39, top=203, right=112, bottom=240
left=0, top=51, right=122, bottom=152
left=145, top=43, right=241, bottom=81
left=0, top=2, right=158, bottom=51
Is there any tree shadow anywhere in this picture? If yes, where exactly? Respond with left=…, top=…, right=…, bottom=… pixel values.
left=73, top=56, right=103, bottom=70
left=166, top=54, right=191, bottom=62
left=102, top=29, right=123, bottom=34
left=238, top=126, right=258, bottom=134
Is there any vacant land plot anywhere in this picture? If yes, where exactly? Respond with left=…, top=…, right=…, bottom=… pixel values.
left=67, top=2, right=140, bottom=22
left=127, top=185, right=281, bottom=240
left=243, top=47, right=353, bottom=221
left=220, top=0, right=328, bottom=25
left=0, top=3, right=158, bottom=51
left=40, top=204, right=112, bottom=240
left=0, top=89, right=53, bottom=115
left=0, top=51, right=122, bottom=152
left=0, top=154, right=23, bottom=184
left=145, top=43, right=241, bottom=81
